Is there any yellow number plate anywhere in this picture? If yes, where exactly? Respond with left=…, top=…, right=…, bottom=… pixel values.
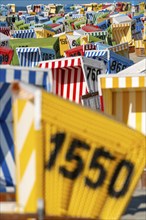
left=42, top=90, right=145, bottom=219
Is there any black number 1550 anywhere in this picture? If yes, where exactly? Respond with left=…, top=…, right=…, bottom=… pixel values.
left=46, top=133, right=134, bottom=198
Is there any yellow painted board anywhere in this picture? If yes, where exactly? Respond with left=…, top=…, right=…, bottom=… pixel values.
left=42, top=86, right=145, bottom=219
left=59, top=34, right=70, bottom=56
left=12, top=82, right=145, bottom=219
left=43, top=84, right=145, bottom=217
left=112, top=23, right=132, bottom=44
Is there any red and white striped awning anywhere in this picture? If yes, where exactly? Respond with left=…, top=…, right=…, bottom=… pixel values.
left=39, top=57, right=87, bottom=104
left=39, top=56, right=106, bottom=104
left=39, top=56, right=82, bottom=69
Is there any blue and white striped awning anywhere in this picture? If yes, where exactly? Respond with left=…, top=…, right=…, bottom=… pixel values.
left=16, top=47, right=42, bottom=67
left=0, top=65, right=52, bottom=192
left=0, top=64, right=53, bottom=122
left=0, top=64, right=52, bottom=89
left=13, top=29, right=36, bottom=39
left=85, top=50, right=108, bottom=61
left=85, top=50, right=134, bottom=74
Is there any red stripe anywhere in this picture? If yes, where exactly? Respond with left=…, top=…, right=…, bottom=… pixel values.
left=56, top=69, right=59, bottom=95
left=100, top=96, right=104, bottom=111
left=58, top=60, right=62, bottom=68
left=65, top=59, right=68, bottom=68
left=79, top=68, right=84, bottom=103
left=72, top=68, right=77, bottom=102
left=78, top=58, right=81, bottom=67
left=66, top=68, right=71, bottom=99
left=52, top=61, right=55, bottom=69
left=52, top=69, right=58, bottom=95
left=45, top=62, right=49, bottom=68
left=71, top=58, right=74, bottom=67
left=61, top=69, right=65, bottom=97
left=52, top=69, right=55, bottom=94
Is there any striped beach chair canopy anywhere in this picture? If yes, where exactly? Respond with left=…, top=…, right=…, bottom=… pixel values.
left=38, top=56, right=106, bottom=101
left=0, top=64, right=52, bottom=192
left=98, top=72, right=146, bottom=135
left=0, top=64, right=52, bottom=88
left=0, top=64, right=53, bottom=123
left=16, top=47, right=42, bottom=67
left=0, top=64, right=52, bottom=121
left=13, top=29, right=36, bottom=39
left=38, top=56, right=88, bottom=103
left=112, top=23, right=132, bottom=44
